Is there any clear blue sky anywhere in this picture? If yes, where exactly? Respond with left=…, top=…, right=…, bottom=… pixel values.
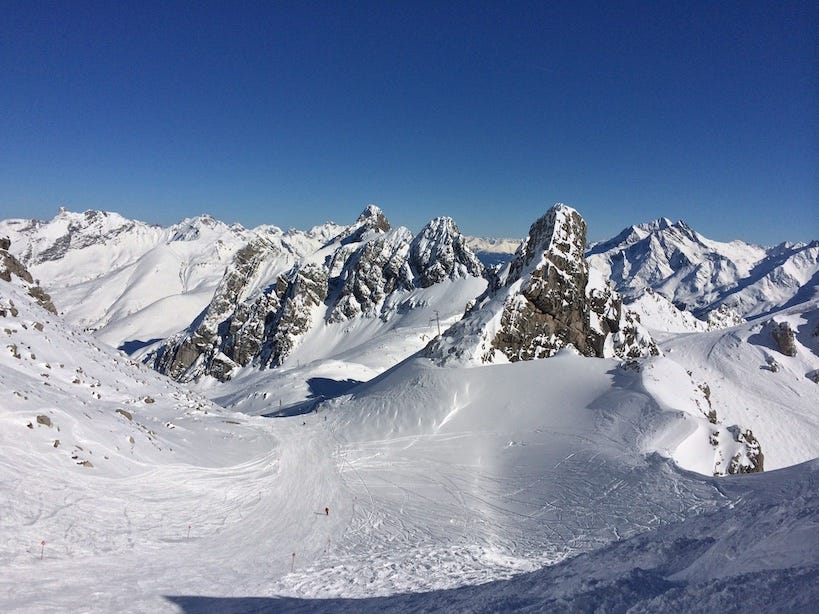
left=1, top=0, right=816, bottom=244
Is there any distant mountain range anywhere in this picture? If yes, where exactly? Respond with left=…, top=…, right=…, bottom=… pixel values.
left=2, top=205, right=815, bottom=359
left=587, top=217, right=819, bottom=318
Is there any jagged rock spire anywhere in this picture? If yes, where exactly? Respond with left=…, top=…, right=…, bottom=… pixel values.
left=426, top=203, right=658, bottom=365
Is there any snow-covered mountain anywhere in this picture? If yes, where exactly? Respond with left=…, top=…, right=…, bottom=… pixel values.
left=427, top=204, right=658, bottom=365
left=587, top=217, right=819, bottom=320
left=149, top=206, right=486, bottom=383
left=2, top=205, right=817, bottom=611
left=0, top=209, right=341, bottom=350
left=465, top=235, right=522, bottom=267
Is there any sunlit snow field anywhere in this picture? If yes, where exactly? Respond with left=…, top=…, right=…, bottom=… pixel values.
left=2, top=276, right=817, bottom=611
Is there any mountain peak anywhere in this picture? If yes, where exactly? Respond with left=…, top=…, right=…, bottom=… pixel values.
left=507, top=203, right=587, bottom=285
left=647, top=217, right=673, bottom=231
left=409, top=216, right=483, bottom=287
left=356, top=204, right=391, bottom=232
left=426, top=204, right=656, bottom=364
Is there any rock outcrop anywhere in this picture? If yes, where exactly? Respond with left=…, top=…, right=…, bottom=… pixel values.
left=409, top=217, right=484, bottom=288
left=151, top=239, right=275, bottom=381
left=771, top=321, right=798, bottom=357
left=727, top=428, right=764, bottom=474
left=426, top=204, right=657, bottom=365
left=327, top=228, right=414, bottom=322
left=0, top=238, right=57, bottom=314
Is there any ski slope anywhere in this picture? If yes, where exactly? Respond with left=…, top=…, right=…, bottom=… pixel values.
left=3, top=272, right=817, bottom=611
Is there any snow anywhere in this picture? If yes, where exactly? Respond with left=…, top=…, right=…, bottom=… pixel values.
left=587, top=219, right=818, bottom=319
left=624, top=288, right=709, bottom=338
left=659, top=300, right=819, bottom=469
left=3, top=275, right=817, bottom=611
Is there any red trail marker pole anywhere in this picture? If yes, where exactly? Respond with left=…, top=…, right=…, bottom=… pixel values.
left=40, top=540, right=45, bottom=560
left=187, top=525, right=191, bottom=540
left=291, top=552, right=295, bottom=573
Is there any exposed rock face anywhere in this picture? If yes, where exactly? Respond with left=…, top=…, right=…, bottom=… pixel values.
left=331, top=204, right=392, bottom=246
left=0, top=239, right=57, bottom=314
left=728, top=428, right=764, bottom=474
left=771, top=321, right=798, bottom=356
left=610, top=310, right=660, bottom=359
left=409, top=217, right=484, bottom=288
left=151, top=239, right=276, bottom=380
left=492, top=206, right=596, bottom=359
left=427, top=204, right=657, bottom=365
left=327, top=228, right=414, bottom=322
left=259, top=263, right=329, bottom=367
left=151, top=206, right=485, bottom=381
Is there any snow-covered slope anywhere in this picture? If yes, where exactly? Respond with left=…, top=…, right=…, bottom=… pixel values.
left=659, top=300, right=819, bottom=470
left=226, top=459, right=817, bottom=612
left=2, top=252, right=817, bottom=611
left=587, top=218, right=819, bottom=319
left=625, top=288, right=710, bottom=338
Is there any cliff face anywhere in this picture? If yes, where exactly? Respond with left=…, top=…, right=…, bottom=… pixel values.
left=426, top=204, right=657, bottom=365
left=409, top=217, right=484, bottom=288
left=492, top=205, right=599, bottom=360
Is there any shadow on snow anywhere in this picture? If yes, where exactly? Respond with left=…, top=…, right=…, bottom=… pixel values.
left=262, top=377, right=362, bottom=418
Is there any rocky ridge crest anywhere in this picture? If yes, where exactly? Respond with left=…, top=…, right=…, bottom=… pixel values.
left=150, top=206, right=486, bottom=381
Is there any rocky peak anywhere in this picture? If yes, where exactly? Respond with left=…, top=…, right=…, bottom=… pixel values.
left=148, top=206, right=491, bottom=381
left=357, top=205, right=391, bottom=233
left=330, top=205, right=392, bottom=247
left=327, top=228, right=414, bottom=322
left=169, top=214, right=228, bottom=242
left=409, top=217, right=484, bottom=288
left=426, top=204, right=657, bottom=365
left=493, top=205, right=599, bottom=360
left=506, top=203, right=586, bottom=286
